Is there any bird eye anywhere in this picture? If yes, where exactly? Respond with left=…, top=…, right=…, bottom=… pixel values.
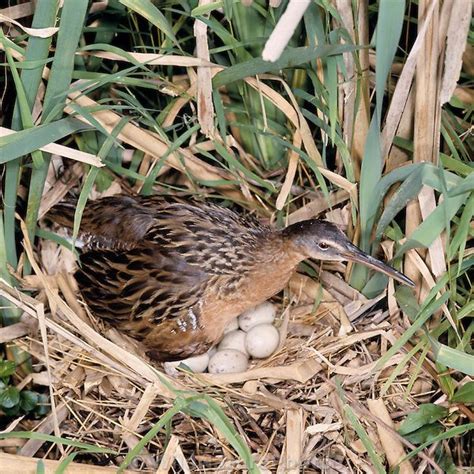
left=318, top=242, right=329, bottom=250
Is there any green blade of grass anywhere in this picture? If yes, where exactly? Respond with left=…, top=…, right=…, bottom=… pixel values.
left=141, top=123, right=200, bottom=195
left=214, top=141, right=275, bottom=192
left=353, top=118, right=381, bottom=287
left=191, top=395, right=259, bottom=473
left=0, top=212, right=16, bottom=292
left=120, top=0, right=179, bottom=49
left=55, top=453, right=79, bottom=474
left=448, top=189, right=473, bottom=268
left=374, top=0, right=405, bottom=121
left=355, top=0, right=405, bottom=288
left=326, top=55, right=338, bottom=144
left=35, top=228, right=79, bottom=258
left=24, top=0, right=89, bottom=271
left=457, top=301, right=474, bottom=321
left=213, top=44, right=359, bottom=88
left=41, top=1, right=90, bottom=122
left=343, top=404, right=385, bottom=473
left=35, top=460, right=45, bottom=474
left=374, top=167, right=424, bottom=240
left=0, top=32, right=44, bottom=168
left=375, top=291, right=450, bottom=371
left=299, top=105, right=354, bottom=181
left=71, top=117, right=130, bottom=243
left=0, top=210, right=22, bottom=325
left=396, top=189, right=469, bottom=256
left=0, top=118, right=92, bottom=164
left=0, top=431, right=116, bottom=454
left=3, top=0, right=58, bottom=271
left=335, top=380, right=385, bottom=473
left=428, top=336, right=474, bottom=377
left=400, top=423, right=474, bottom=464
left=191, top=1, right=224, bottom=17
left=117, top=401, right=184, bottom=472
left=380, top=341, right=424, bottom=396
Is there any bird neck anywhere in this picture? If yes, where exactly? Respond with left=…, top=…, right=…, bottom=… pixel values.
left=252, top=231, right=305, bottom=270
left=227, top=232, right=303, bottom=309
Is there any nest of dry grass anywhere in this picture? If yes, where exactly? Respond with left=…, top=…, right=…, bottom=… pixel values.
left=0, top=178, right=446, bottom=473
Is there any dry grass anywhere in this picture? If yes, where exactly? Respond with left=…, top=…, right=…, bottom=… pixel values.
left=0, top=0, right=472, bottom=472
left=0, top=263, right=442, bottom=472
left=0, top=201, right=452, bottom=472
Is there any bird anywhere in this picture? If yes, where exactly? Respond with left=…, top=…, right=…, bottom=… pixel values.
left=47, top=194, right=414, bottom=361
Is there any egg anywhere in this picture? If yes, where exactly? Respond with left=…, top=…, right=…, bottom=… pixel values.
left=245, top=323, right=280, bottom=359
left=163, top=352, right=209, bottom=376
left=208, top=349, right=249, bottom=374
left=238, top=302, right=276, bottom=332
left=218, top=329, right=248, bottom=355
left=223, top=318, right=239, bottom=334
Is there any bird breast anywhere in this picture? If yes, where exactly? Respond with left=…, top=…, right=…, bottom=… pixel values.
left=197, top=239, right=300, bottom=343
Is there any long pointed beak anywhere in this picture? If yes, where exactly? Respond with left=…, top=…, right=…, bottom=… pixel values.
left=343, top=243, right=415, bottom=287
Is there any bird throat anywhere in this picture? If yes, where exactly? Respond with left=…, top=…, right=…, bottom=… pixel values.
left=232, top=233, right=302, bottom=306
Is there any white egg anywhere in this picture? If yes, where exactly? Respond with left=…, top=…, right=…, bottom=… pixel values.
left=163, top=352, right=209, bottom=376
left=245, top=324, right=280, bottom=359
left=208, top=349, right=249, bottom=374
left=218, top=329, right=248, bottom=355
left=238, top=302, right=276, bottom=332
left=223, top=318, right=239, bottom=334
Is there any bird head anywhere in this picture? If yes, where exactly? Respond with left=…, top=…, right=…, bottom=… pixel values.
left=283, top=219, right=414, bottom=287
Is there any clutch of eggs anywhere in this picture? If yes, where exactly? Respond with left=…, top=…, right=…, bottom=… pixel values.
left=164, top=302, right=279, bottom=376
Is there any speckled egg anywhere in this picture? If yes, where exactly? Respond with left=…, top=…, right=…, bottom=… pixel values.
left=208, top=349, right=249, bottom=374
left=245, top=323, right=280, bottom=359
left=238, top=302, right=276, bottom=332
left=218, top=329, right=248, bottom=355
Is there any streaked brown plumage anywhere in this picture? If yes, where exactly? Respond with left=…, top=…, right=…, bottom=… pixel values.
left=48, top=195, right=414, bottom=361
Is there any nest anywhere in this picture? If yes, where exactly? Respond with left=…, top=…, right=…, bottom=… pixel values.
left=0, top=218, right=442, bottom=473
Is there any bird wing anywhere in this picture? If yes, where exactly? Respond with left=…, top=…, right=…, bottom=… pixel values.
left=75, top=241, right=208, bottom=326
left=47, top=194, right=264, bottom=251
left=56, top=194, right=269, bottom=320
left=73, top=200, right=256, bottom=329
left=46, top=195, right=167, bottom=250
